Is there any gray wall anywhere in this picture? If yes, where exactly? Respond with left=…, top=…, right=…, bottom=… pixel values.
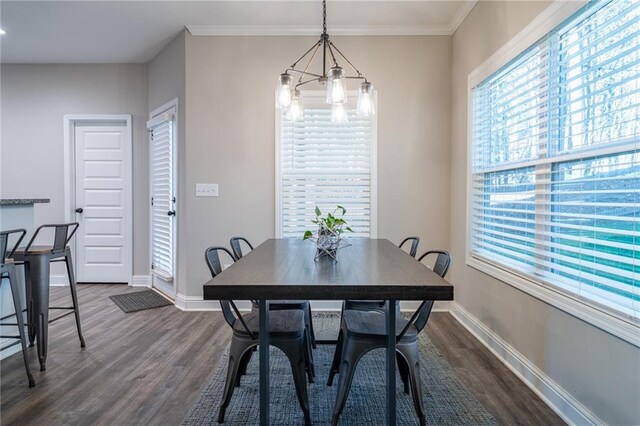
left=147, top=31, right=187, bottom=295
left=184, top=34, right=452, bottom=298
left=450, top=2, right=640, bottom=424
left=0, top=64, right=149, bottom=276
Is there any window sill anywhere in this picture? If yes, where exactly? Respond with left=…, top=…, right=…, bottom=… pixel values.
left=466, top=254, right=640, bottom=348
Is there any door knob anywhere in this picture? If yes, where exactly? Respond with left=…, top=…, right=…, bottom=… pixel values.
left=75, top=208, right=84, bottom=214
left=167, top=210, right=176, bottom=216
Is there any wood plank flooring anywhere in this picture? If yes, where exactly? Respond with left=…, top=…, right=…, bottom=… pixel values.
left=0, top=285, right=564, bottom=425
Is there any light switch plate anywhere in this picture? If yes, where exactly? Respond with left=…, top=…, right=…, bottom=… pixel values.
left=196, top=183, right=218, bottom=197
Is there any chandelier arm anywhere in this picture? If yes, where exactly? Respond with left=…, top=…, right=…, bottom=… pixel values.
left=329, top=41, right=363, bottom=77
left=345, top=76, right=367, bottom=80
left=290, top=39, right=323, bottom=70
left=295, top=78, right=322, bottom=89
left=325, top=42, right=339, bottom=67
left=297, top=40, right=323, bottom=83
left=288, top=69, right=323, bottom=79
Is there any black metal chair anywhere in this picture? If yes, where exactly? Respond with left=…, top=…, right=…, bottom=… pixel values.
left=0, top=229, right=35, bottom=387
left=205, top=246, right=311, bottom=425
left=340, top=237, right=420, bottom=313
left=399, top=236, right=420, bottom=258
left=231, top=237, right=317, bottom=365
left=12, top=223, right=85, bottom=371
left=328, top=250, right=451, bottom=426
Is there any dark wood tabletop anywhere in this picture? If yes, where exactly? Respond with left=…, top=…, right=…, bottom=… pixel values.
left=203, top=238, right=454, bottom=301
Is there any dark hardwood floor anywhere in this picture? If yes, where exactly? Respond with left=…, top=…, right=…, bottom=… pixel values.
left=1, top=285, right=564, bottom=425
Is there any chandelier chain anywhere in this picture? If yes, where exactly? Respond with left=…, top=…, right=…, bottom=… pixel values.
left=322, top=0, right=327, bottom=35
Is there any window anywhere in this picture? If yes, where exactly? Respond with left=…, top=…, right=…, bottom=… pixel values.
left=276, top=91, right=377, bottom=238
left=470, top=0, right=639, bottom=327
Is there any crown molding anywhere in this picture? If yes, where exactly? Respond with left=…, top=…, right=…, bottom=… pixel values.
left=187, top=1, right=478, bottom=37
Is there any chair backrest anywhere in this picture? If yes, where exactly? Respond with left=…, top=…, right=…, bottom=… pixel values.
left=398, top=250, right=452, bottom=338
left=230, top=237, right=254, bottom=261
left=399, top=237, right=420, bottom=258
left=204, top=246, right=255, bottom=337
left=418, top=250, right=451, bottom=278
left=24, top=223, right=79, bottom=255
left=0, top=229, right=27, bottom=265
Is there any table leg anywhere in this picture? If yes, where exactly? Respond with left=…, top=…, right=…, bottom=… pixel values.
left=386, top=299, right=397, bottom=425
left=259, top=300, right=269, bottom=425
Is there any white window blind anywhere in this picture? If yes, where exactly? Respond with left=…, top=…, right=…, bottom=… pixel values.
left=277, top=92, right=377, bottom=238
left=470, top=0, right=640, bottom=321
left=148, top=113, right=175, bottom=279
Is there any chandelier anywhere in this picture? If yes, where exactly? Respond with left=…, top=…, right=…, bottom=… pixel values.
left=276, top=0, right=375, bottom=122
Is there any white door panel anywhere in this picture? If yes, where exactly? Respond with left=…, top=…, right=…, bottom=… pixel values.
left=75, top=124, right=131, bottom=283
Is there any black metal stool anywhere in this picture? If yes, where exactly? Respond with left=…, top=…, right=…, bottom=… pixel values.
left=0, top=229, right=35, bottom=387
left=13, top=223, right=85, bottom=371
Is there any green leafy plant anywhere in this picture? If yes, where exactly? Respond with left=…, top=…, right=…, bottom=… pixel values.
left=303, top=205, right=354, bottom=240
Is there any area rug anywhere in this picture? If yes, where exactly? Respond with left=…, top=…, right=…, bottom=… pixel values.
left=109, top=289, right=172, bottom=313
left=182, top=314, right=496, bottom=425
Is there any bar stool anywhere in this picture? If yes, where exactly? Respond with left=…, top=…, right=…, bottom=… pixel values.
left=13, top=223, right=85, bottom=371
left=0, top=229, right=35, bottom=387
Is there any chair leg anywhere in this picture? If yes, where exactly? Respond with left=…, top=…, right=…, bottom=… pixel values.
left=65, top=254, right=85, bottom=348
left=218, top=338, right=254, bottom=423
left=327, top=327, right=344, bottom=386
left=23, top=262, right=36, bottom=347
left=303, top=330, right=314, bottom=383
left=396, top=352, right=410, bottom=394
left=306, top=304, right=317, bottom=349
left=7, top=267, right=35, bottom=387
left=331, top=336, right=370, bottom=426
left=235, top=349, right=253, bottom=387
left=275, top=337, right=311, bottom=425
left=398, top=343, right=426, bottom=425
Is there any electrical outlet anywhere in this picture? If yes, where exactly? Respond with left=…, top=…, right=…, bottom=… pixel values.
left=196, top=183, right=218, bottom=197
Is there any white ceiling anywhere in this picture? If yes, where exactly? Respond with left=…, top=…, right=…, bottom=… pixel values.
left=0, top=1, right=477, bottom=64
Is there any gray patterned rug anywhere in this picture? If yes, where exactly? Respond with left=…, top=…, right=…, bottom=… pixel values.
left=109, top=289, right=172, bottom=313
left=183, top=314, right=496, bottom=425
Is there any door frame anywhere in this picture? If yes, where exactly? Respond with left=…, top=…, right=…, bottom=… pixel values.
left=63, top=114, right=133, bottom=284
left=148, top=99, right=179, bottom=299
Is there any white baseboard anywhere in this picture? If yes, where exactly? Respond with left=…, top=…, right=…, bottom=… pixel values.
left=131, top=275, right=151, bottom=287
left=449, top=302, right=603, bottom=426
left=50, top=274, right=68, bottom=286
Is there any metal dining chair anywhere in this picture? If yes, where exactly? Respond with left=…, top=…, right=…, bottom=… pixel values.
left=0, top=229, right=35, bottom=387
left=12, top=223, right=85, bottom=371
left=231, top=237, right=317, bottom=373
left=328, top=250, right=451, bottom=426
left=340, top=236, right=420, bottom=313
left=205, top=246, right=312, bottom=425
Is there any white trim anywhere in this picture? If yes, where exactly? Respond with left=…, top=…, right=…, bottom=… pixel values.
left=450, top=302, right=605, bottom=426
left=187, top=2, right=477, bottom=37
left=63, top=114, right=133, bottom=285
left=467, top=0, right=586, bottom=89
left=465, top=0, right=639, bottom=347
left=131, top=275, right=151, bottom=287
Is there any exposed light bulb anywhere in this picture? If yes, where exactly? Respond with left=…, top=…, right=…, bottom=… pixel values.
left=0, top=29, right=5, bottom=35
left=331, top=103, right=349, bottom=123
left=276, top=73, right=293, bottom=109
left=326, top=66, right=347, bottom=105
left=357, top=81, right=375, bottom=117
left=287, top=90, right=303, bottom=121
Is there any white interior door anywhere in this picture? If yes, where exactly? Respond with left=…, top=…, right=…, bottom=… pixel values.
left=148, top=109, right=176, bottom=298
left=74, top=122, right=132, bottom=283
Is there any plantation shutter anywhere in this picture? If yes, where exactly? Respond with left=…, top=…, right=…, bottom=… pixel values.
left=278, top=93, right=376, bottom=238
left=148, top=112, right=175, bottom=279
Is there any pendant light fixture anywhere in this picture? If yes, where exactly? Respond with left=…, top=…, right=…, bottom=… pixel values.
left=276, top=0, right=375, bottom=122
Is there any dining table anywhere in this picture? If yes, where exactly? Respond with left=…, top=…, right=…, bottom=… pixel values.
left=203, top=238, right=454, bottom=425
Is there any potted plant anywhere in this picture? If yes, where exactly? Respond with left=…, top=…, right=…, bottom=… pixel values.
left=303, top=205, right=353, bottom=261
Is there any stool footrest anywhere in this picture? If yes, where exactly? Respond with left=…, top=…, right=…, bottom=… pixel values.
left=0, top=335, right=21, bottom=339
left=49, top=311, right=75, bottom=323
left=0, top=323, right=20, bottom=327
left=49, top=307, right=75, bottom=310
